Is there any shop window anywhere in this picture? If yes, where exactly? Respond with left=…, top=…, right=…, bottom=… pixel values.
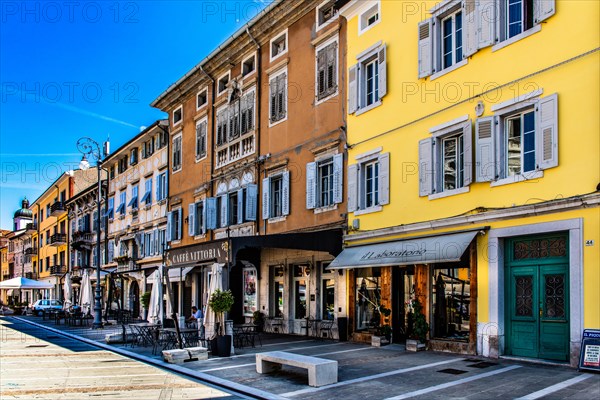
left=243, top=267, right=257, bottom=316
left=270, top=265, right=285, bottom=317
left=355, top=267, right=381, bottom=331
left=431, top=266, right=470, bottom=340
left=293, top=265, right=308, bottom=320
left=321, top=262, right=335, bottom=320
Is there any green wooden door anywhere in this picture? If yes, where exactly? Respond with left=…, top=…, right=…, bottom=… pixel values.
left=506, top=234, right=569, bottom=362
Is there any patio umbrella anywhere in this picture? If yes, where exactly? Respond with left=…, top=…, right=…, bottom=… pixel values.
left=63, top=273, right=73, bottom=310
left=203, top=263, right=223, bottom=340
left=79, top=270, right=94, bottom=316
left=147, top=269, right=162, bottom=324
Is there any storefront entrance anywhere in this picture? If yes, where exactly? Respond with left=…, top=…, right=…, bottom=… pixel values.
left=129, top=280, right=140, bottom=318
left=392, top=266, right=414, bottom=343
left=505, top=233, right=569, bottom=362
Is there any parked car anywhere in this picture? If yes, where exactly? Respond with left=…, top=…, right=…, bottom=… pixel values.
left=32, top=299, right=63, bottom=316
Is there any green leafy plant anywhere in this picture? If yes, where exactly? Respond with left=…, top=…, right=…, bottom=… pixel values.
left=408, top=299, right=429, bottom=342
left=141, top=291, right=151, bottom=309
left=208, top=289, right=235, bottom=336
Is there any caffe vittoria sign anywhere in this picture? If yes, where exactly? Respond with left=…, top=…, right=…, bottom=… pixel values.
left=329, top=231, right=479, bottom=269
left=167, top=240, right=229, bottom=267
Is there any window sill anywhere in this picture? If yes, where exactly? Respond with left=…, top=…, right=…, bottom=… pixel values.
left=314, top=204, right=338, bottom=214
left=430, top=59, right=468, bottom=81
left=353, top=205, right=382, bottom=216
left=428, top=186, right=470, bottom=200
left=194, top=234, right=206, bottom=240
left=195, top=155, right=207, bottom=164
left=158, top=199, right=167, bottom=205
left=172, top=168, right=182, bottom=175
left=315, top=90, right=339, bottom=106
left=492, top=25, right=542, bottom=52
left=268, top=216, right=287, bottom=224
left=490, top=170, right=544, bottom=187
left=268, top=116, right=288, bottom=128
left=355, top=100, right=382, bottom=116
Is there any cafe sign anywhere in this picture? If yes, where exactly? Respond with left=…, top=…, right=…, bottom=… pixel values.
left=167, top=241, right=228, bottom=267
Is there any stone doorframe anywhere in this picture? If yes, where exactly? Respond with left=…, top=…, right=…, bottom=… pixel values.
left=479, top=218, right=583, bottom=366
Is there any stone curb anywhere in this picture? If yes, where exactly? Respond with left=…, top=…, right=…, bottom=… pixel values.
left=12, top=316, right=285, bottom=400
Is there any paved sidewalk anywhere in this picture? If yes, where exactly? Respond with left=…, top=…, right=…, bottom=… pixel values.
left=6, top=315, right=600, bottom=399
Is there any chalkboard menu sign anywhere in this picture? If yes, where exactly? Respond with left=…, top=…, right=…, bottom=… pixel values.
left=579, top=329, right=600, bottom=372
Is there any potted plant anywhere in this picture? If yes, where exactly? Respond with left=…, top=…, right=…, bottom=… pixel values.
left=252, top=310, right=265, bottom=332
left=141, top=291, right=151, bottom=320
left=371, top=305, right=392, bottom=347
left=406, top=298, right=429, bottom=351
left=208, top=289, right=235, bottom=357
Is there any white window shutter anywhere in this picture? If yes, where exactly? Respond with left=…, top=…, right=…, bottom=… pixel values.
left=347, top=164, right=358, bottom=212
left=206, top=198, right=217, bottom=230
left=262, top=177, right=270, bottom=220
left=201, top=199, right=207, bottom=234
left=418, top=19, right=433, bottom=78
left=188, top=203, right=195, bottom=237
left=220, top=194, right=229, bottom=228
left=306, top=162, right=317, bottom=209
left=534, top=0, right=555, bottom=23
left=177, top=210, right=182, bottom=240
left=478, top=0, right=496, bottom=48
left=246, top=184, right=257, bottom=221
left=462, top=120, right=474, bottom=186
left=166, top=211, right=173, bottom=242
left=237, top=188, right=244, bottom=225
left=348, top=64, right=358, bottom=114
left=377, top=44, right=387, bottom=98
left=464, top=0, right=478, bottom=57
left=536, top=93, right=558, bottom=170
left=475, top=116, right=496, bottom=182
left=282, top=171, right=290, bottom=216
left=419, top=138, right=434, bottom=196
left=333, top=153, right=344, bottom=204
left=378, top=152, right=390, bottom=205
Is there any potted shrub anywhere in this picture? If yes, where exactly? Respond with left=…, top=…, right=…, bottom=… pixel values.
left=141, top=291, right=151, bottom=320
left=371, top=305, right=392, bottom=347
left=406, top=298, right=429, bottom=351
left=208, top=289, right=235, bottom=357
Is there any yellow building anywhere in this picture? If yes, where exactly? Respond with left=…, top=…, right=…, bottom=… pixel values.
left=30, top=169, right=98, bottom=299
left=334, top=0, right=599, bottom=366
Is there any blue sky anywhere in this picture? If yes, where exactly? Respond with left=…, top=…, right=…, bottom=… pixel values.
left=0, top=0, right=270, bottom=229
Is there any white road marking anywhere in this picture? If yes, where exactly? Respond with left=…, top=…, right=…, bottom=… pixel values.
left=385, top=365, right=522, bottom=400
left=515, top=374, right=594, bottom=400
left=199, top=346, right=372, bottom=372
left=281, top=358, right=463, bottom=397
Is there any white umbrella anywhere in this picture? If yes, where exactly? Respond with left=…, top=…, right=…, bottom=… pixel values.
left=203, top=263, right=223, bottom=340
left=63, top=273, right=73, bottom=310
left=79, top=270, right=94, bottom=316
left=147, top=269, right=162, bottom=324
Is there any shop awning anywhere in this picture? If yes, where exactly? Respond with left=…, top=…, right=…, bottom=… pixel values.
left=328, top=231, right=478, bottom=269
left=146, top=267, right=195, bottom=284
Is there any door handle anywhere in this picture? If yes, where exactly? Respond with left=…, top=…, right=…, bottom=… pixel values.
left=539, top=307, right=543, bottom=317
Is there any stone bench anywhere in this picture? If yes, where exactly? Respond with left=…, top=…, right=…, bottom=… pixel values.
left=256, top=351, right=338, bottom=387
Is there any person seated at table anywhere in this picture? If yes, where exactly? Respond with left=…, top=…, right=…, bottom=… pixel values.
left=187, top=306, right=203, bottom=326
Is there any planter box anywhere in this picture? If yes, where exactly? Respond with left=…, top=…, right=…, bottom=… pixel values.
left=406, top=339, right=426, bottom=352
left=371, top=335, right=390, bottom=347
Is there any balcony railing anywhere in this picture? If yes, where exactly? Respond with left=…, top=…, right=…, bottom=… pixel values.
left=71, top=231, right=94, bottom=246
left=116, top=260, right=137, bottom=273
left=24, top=247, right=37, bottom=256
left=50, top=265, right=67, bottom=276
left=50, top=233, right=67, bottom=246
left=25, top=223, right=37, bottom=234
left=50, top=201, right=67, bottom=217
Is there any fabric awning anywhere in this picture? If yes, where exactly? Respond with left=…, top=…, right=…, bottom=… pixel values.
left=0, top=277, right=55, bottom=289
left=147, top=267, right=194, bottom=283
left=329, top=231, right=478, bottom=269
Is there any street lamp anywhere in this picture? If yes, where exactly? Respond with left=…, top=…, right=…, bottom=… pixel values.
left=77, top=137, right=108, bottom=329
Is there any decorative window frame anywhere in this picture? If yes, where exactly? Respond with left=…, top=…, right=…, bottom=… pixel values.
left=269, top=29, right=289, bottom=63
left=172, top=105, right=183, bottom=126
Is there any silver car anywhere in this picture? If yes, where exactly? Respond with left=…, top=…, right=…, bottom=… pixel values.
left=32, top=299, right=63, bottom=316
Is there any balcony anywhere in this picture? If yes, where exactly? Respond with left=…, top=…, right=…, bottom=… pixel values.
left=25, top=223, right=37, bottom=235
left=50, top=201, right=67, bottom=217
left=24, top=247, right=37, bottom=256
left=50, top=265, right=67, bottom=276
left=25, top=272, right=33, bottom=279
left=116, top=260, right=137, bottom=273
left=71, top=230, right=94, bottom=250
left=50, top=233, right=67, bottom=246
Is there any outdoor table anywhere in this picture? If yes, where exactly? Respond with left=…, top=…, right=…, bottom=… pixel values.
left=129, top=323, right=161, bottom=349
left=233, top=324, right=261, bottom=348
left=266, top=318, right=285, bottom=333
left=302, top=319, right=321, bottom=337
